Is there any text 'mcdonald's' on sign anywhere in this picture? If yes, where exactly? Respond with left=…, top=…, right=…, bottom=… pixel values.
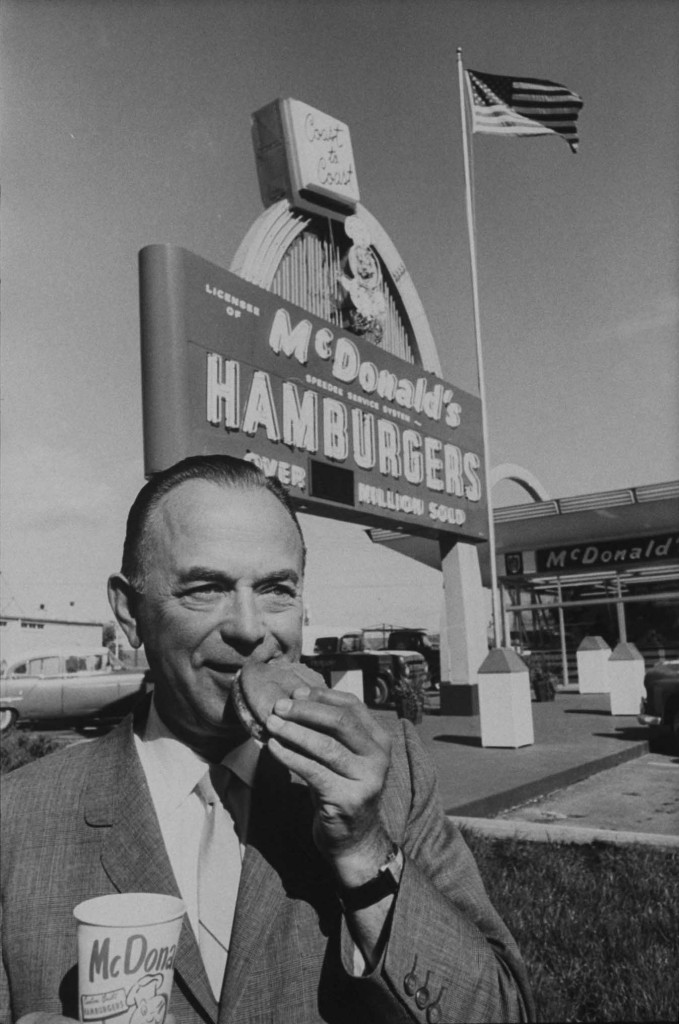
left=503, top=533, right=679, bottom=577
left=139, top=245, right=487, bottom=541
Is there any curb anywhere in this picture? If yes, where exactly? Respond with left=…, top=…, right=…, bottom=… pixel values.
left=449, top=815, right=679, bottom=852
left=444, top=739, right=648, bottom=818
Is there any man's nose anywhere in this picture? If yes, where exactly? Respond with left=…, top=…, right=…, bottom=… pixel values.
left=219, top=590, right=266, bottom=648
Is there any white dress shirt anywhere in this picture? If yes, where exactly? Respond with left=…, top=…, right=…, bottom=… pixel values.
left=134, top=697, right=259, bottom=940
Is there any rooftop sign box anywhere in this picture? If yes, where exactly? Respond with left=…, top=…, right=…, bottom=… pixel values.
left=503, top=532, right=679, bottom=577
left=252, top=98, right=360, bottom=215
left=139, top=244, right=487, bottom=542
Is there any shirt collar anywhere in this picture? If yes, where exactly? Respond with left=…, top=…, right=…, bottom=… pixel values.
left=137, top=696, right=261, bottom=817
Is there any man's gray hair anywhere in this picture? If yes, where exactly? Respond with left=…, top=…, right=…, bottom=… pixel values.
left=121, top=454, right=306, bottom=590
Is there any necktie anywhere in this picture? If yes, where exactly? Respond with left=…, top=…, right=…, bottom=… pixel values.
left=196, top=766, right=242, bottom=1000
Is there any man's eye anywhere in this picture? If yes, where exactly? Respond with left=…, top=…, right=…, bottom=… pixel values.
left=262, top=582, right=297, bottom=599
left=186, top=584, right=224, bottom=598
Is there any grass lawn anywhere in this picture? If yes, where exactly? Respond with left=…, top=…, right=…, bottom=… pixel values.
left=464, top=829, right=679, bottom=1023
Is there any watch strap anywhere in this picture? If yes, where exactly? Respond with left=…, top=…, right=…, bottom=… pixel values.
left=337, top=845, right=403, bottom=912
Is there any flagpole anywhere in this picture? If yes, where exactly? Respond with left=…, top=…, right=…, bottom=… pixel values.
left=457, top=47, right=503, bottom=649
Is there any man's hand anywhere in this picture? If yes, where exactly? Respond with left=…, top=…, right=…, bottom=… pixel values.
left=265, top=686, right=394, bottom=885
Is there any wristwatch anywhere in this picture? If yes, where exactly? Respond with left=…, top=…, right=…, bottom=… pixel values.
left=338, top=844, right=404, bottom=912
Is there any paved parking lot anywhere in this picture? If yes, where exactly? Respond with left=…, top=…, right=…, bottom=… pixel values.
left=497, top=748, right=679, bottom=836
left=379, top=690, right=652, bottom=817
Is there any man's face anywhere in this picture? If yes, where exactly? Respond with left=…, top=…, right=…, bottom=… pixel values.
left=129, top=480, right=304, bottom=752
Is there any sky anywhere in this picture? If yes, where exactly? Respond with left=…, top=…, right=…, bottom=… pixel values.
left=1, top=0, right=678, bottom=630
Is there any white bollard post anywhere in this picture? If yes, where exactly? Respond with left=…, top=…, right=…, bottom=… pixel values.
left=607, top=643, right=645, bottom=715
left=576, top=636, right=611, bottom=693
left=477, top=648, right=534, bottom=748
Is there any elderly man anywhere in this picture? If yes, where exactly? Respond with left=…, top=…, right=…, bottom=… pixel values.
left=1, top=454, right=534, bottom=1023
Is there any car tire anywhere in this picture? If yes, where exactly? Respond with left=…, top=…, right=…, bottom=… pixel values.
left=0, top=709, right=18, bottom=734
left=365, top=675, right=390, bottom=708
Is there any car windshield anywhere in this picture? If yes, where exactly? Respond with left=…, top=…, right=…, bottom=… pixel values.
left=339, top=635, right=362, bottom=652
left=391, top=633, right=426, bottom=648
left=361, top=636, right=385, bottom=650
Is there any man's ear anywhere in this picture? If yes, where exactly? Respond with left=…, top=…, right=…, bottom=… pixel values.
left=107, top=574, right=142, bottom=649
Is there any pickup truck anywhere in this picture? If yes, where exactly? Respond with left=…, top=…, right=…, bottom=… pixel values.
left=302, top=629, right=429, bottom=708
left=387, top=629, right=441, bottom=688
left=0, top=647, right=148, bottom=733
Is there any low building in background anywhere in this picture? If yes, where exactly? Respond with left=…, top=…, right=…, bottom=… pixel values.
left=0, top=614, right=104, bottom=668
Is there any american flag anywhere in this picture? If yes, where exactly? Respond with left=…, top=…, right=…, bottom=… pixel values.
left=466, top=68, right=583, bottom=153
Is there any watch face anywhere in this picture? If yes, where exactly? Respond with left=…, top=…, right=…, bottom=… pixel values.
left=339, top=847, right=403, bottom=911
left=382, top=847, right=404, bottom=885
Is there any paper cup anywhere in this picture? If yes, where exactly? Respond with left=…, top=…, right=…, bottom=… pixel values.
left=73, top=893, right=185, bottom=1024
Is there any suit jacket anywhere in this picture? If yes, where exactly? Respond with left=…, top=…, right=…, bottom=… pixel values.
left=1, top=706, right=533, bottom=1023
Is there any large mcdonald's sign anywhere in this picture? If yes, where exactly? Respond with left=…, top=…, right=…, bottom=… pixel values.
left=140, top=244, right=487, bottom=541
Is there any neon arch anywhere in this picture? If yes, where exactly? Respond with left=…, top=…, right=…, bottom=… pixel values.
left=230, top=199, right=442, bottom=375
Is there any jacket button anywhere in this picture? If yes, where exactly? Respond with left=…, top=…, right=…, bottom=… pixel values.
left=404, top=955, right=419, bottom=996
left=404, top=973, right=419, bottom=996
left=415, top=987, right=430, bottom=1009
left=415, top=971, right=432, bottom=1009
left=427, top=985, right=447, bottom=1023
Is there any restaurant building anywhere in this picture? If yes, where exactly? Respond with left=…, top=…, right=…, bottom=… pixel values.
left=372, top=475, right=679, bottom=685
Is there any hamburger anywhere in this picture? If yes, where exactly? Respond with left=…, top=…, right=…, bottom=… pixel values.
left=230, top=668, right=280, bottom=741
left=230, top=663, right=325, bottom=741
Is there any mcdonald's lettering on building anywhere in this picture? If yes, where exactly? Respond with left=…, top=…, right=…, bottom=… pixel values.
left=536, top=534, right=679, bottom=574
left=139, top=244, right=487, bottom=540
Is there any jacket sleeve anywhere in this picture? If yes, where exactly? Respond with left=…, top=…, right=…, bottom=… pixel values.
left=339, top=720, right=535, bottom=1023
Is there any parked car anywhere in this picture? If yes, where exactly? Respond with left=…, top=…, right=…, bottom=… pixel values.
left=0, top=647, right=148, bottom=733
left=638, top=659, right=679, bottom=748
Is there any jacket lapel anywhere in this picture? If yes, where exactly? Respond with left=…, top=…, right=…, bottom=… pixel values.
left=218, top=752, right=289, bottom=1019
left=84, top=710, right=218, bottom=1021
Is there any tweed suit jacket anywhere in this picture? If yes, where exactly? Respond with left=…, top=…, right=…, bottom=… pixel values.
left=1, top=707, right=533, bottom=1024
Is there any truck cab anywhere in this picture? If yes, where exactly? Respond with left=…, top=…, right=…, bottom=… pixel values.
left=387, top=629, right=441, bottom=688
left=303, top=629, right=429, bottom=707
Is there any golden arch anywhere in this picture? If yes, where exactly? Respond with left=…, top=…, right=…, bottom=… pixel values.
left=490, top=463, right=550, bottom=503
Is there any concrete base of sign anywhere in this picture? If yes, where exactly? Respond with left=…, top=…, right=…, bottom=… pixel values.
left=439, top=683, right=479, bottom=717
left=477, top=648, right=534, bottom=748
left=329, top=669, right=364, bottom=702
left=576, top=636, right=611, bottom=693
left=607, top=643, right=645, bottom=716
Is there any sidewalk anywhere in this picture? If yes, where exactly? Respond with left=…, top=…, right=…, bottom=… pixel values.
left=382, top=690, right=649, bottom=817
